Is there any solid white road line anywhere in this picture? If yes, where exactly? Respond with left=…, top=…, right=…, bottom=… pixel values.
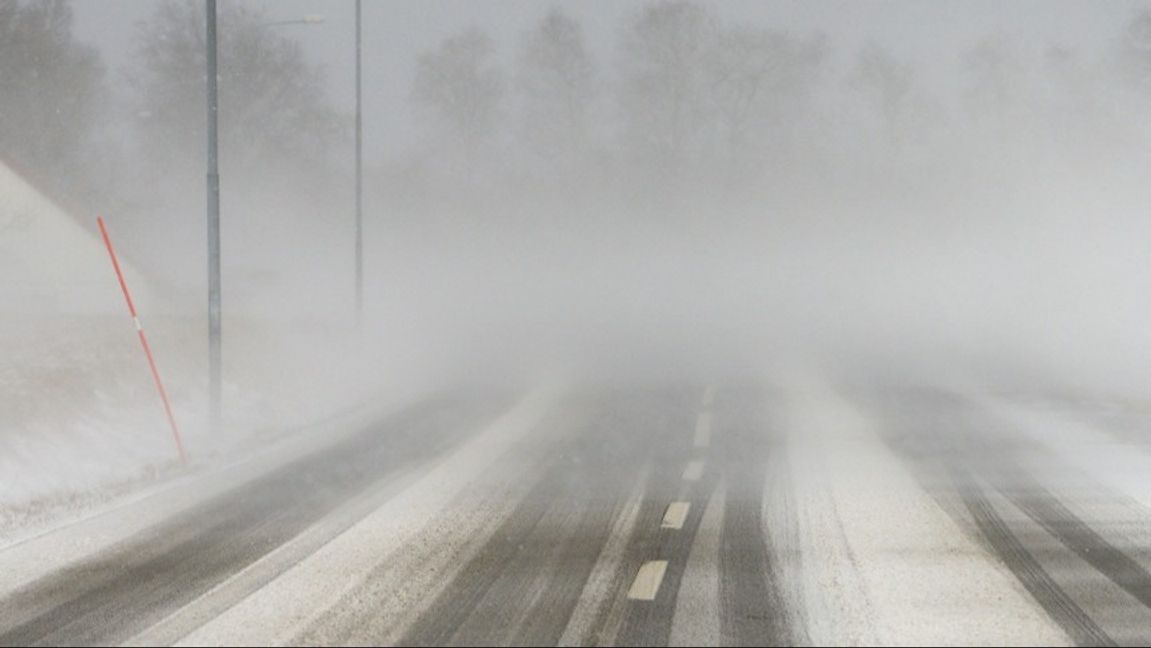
left=694, top=411, right=712, bottom=448
left=661, top=502, right=691, bottom=530
left=669, top=483, right=725, bottom=646
left=627, top=560, right=669, bottom=601
left=701, top=385, right=716, bottom=408
left=682, top=460, right=705, bottom=482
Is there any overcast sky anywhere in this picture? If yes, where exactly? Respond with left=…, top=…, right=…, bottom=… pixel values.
left=72, top=1, right=1148, bottom=163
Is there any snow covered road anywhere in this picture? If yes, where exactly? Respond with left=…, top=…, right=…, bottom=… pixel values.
left=2, top=380, right=1151, bottom=646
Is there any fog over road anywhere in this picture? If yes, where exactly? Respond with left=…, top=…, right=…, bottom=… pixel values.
left=1, top=380, right=1150, bottom=646
left=8, top=3, right=1151, bottom=646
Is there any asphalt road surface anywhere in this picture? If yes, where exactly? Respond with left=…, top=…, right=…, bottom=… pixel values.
left=2, top=383, right=1151, bottom=646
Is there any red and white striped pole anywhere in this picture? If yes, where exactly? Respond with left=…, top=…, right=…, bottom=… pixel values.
left=97, top=217, right=188, bottom=466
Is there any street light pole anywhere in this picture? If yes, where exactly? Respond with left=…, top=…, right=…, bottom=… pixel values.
left=206, top=0, right=222, bottom=434
left=204, top=10, right=324, bottom=436
left=355, top=0, right=363, bottom=322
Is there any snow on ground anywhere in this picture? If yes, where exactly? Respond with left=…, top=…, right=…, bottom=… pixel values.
left=0, top=393, right=406, bottom=600
left=777, top=375, right=1070, bottom=646
left=176, top=384, right=560, bottom=647
left=0, top=161, right=152, bottom=314
left=0, top=310, right=409, bottom=544
left=982, top=394, right=1151, bottom=514
left=0, top=159, right=449, bottom=542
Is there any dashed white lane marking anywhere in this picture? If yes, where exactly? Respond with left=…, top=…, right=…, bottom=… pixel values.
left=661, top=502, right=691, bottom=530
left=694, top=411, right=712, bottom=448
left=701, top=385, right=716, bottom=408
left=682, top=460, right=705, bottom=482
left=627, top=560, right=669, bottom=601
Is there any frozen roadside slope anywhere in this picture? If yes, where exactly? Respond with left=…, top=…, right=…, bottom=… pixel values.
left=0, top=393, right=421, bottom=599
left=0, top=160, right=151, bottom=314
left=0, top=160, right=411, bottom=533
left=777, top=375, right=1069, bottom=646
left=0, top=159, right=171, bottom=532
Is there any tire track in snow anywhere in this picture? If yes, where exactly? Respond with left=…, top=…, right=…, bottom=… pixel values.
left=956, top=470, right=1115, bottom=647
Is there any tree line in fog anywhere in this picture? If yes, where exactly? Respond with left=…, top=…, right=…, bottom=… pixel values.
left=4, top=1, right=1151, bottom=223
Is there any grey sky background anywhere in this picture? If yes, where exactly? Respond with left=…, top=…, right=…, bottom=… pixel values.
left=72, top=1, right=1149, bottom=163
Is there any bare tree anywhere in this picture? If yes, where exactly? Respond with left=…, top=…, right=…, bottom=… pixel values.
left=962, top=35, right=1028, bottom=130
left=131, top=1, right=341, bottom=178
left=516, top=8, right=595, bottom=164
left=1119, top=10, right=1151, bottom=95
left=706, top=27, right=825, bottom=165
left=412, top=27, right=506, bottom=168
left=618, top=1, right=718, bottom=166
left=0, top=0, right=106, bottom=199
left=851, top=44, right=915, bottom=146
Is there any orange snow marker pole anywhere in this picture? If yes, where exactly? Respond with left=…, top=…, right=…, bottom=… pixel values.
left=97, top=217, right=188, bottom=466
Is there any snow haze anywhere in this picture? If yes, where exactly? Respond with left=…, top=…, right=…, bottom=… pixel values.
left=4, top=0, right=1151, bottom=520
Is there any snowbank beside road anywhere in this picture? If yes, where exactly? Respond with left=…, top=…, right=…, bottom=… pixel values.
left=0, top=161, right=150, bottom=315
left=0, top=159, right=422, bottom=538
left=0, top=159, right=171, bottom=533
left=0, top=312, right=415, bottom=543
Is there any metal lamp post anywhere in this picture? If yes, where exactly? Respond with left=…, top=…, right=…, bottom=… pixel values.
left=204, top=5, right=328, bottom=434
left=355, top=0, right=363, bottom=323
left=206, top=0, right=221, bottom=434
